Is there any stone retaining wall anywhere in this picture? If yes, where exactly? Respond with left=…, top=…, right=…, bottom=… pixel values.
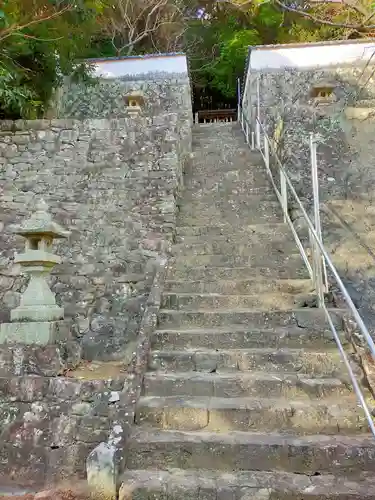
left=0, top=371, right=131, bottom=485
left=241, top=63, right=375, bottom=338
left=58, top=74, right=192, bottom=123
left=0, top=111, right=191, bottom=484
left=0, top=115, right=190, bottom=361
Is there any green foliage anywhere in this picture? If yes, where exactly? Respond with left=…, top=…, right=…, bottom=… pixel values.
left=0, top=0, right=365, bottom=119
left=187, top=0, right=347, bottom=102
left=0, top=0, right=101, bottom=118
left=0, top=65, right=41, bottom=118
left=208, top=29, right=261, bottom=97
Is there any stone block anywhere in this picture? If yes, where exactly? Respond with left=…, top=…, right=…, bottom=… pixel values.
left=0, top=320, right=71, bottom=345
left=86, top=442, right=117, bottom=500
left=0, top=375, right=50, bottom=401
left=0, top=342, right=79, bottom=376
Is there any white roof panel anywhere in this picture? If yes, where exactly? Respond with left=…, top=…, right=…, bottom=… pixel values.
left=89, top=54, right=188, bottom=79
left=250, top=41, right=375, bottom=70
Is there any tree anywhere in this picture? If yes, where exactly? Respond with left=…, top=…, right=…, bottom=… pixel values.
left=185, top=0, right=292, bottom=99
left=274, top=0, right=375, bottom=38
left=0, top=0, right=101, bottom=118
left=1, top=0, right=366, bottom=119
left=97, top=0, right=187, bottom=56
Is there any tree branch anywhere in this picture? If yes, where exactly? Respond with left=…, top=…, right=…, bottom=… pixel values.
left=0, top=5, right=72, bottom=43
left=274, top=0, right=375, bottom=30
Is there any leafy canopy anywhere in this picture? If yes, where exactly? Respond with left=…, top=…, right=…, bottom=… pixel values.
left=0, top=0, right=102, bottom=118
left=0, top=0, right=365, bottom=118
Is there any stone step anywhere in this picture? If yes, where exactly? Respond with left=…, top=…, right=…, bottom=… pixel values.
left=178, top=211, right=281, bottom=226
left=193, top=122, right=237, bottom=132
left=169, top=252, right=304, bottom=271
left=182, top=181, right=273, bottom=194
left=185, top=165, right=267, bottom=177
left=175, top=222, right=289, bottom=238
left=174, top=225, right=302, bottom=245
left=157, top=308, right=343, bottom=330
left=152, top=326, right=348, bottom=350
left=183, top=181, right=272, bottom=196
left=188, top=159, right=266, bottom=172
left=164, top=278, right=312, bottom=295
left=187, top=157, right=264, bottom=172
left=135, top=395, right=366, bottom=434
left=192, top=131, right=251, bottom=143
left=178, top=198, right=280, bottom=213
left=125, top=429, right=375, bottom=475
left=149, top=347, right=344, bottom=376
left=177, top=192, right=280, bottom=204
left=179, top=193, right=276, bottom=206
left=184, top=167, right=269, bottom=183
left=161, top=292, right=311, bottom=311
left=182, top=184, right=274, bottom=199
left=120, top=468, right=375, bottom=500
left=172, top=238, right=302, bottom=256
left=167, top=264, right=309, bottom=281
left=143, top=371, right=351, bottom=399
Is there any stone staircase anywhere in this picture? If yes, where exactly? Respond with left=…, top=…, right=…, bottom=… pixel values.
left=120, top=123, right=375, bottom=498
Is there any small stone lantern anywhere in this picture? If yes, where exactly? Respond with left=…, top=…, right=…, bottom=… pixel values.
left=125, top=90, right=145, bottom=116
left=10, top=199, right=70, bottom=322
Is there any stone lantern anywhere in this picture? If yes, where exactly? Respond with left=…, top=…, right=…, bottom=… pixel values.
left=125, top=90, right=145, bottom=116
left=9, top=199, right=70, bottom=323
left=0, top=201, right=78, bottom=361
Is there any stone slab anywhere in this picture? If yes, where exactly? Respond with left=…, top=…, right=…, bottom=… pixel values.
left=0, top=341, right=80, bottom=376
left=11, top=304, right=64, bottom=323
left=126, top=429, right=375, bottom=475
left=120, top=468, right=375, bottom=500
left=0, top=320, right=71, bottom=345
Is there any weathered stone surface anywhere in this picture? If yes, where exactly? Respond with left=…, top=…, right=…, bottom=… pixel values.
left=86, top=442, right=117, bottom=499
left=136, top=394, right=366, bottom=433
left=0, top=370, right=136, bottom=483
left=157, top=308, right=343, bottom=330
left=241, top=63, right=375, bottom=340
left=0, top=321, right=71, bottom=346
left=0, top=115, right=190, bottom=361
left=0, top=342, right=80, bottom=376
left=126, top=428, right=375, bottom=475
left=0, top=74, right=191, bottom=484
left=143, top=371, right=350, bottom=399
left=120, top=466, right=375, bottom=499
left=122, top=123, right=373, bottom=500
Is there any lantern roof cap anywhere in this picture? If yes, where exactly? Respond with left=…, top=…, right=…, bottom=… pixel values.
left=11, top=199, right=70, bottom=239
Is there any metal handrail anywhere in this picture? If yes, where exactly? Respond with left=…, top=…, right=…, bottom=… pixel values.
left=239, top=106, right=375, bottom=436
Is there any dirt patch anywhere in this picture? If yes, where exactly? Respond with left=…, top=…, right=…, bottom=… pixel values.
left=65, top=360, right=127, bottom=380
left=0, top=482, right=91, bottom=500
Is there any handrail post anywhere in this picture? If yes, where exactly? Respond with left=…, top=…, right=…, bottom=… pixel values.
left=256, top=120, right=261, bottom=149
left=310, top=134, right=325, bottom=307
left=256, top=75, right=261, bottom=149
left=245, top=121, right=249, bottom=145
left=251, top=131, right=255, bottom=150
left=264, top=135, right=270, bottom=171
left=237, top=77, right=241, bottom=122
left=280, top=170, right=287, bottom=222
left=309, top=228, right=317, bottom=287
left=256, top=75, right=260, bottom=126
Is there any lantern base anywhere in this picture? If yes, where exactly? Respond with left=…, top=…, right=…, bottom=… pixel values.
left=11, top=304, right=64, bottom=323
left=0, top=320, right=70, bottom=345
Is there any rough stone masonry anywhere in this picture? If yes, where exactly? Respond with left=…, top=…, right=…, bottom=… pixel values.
left=0, top=68, right=193, bottom=485
left=242, top=60, right=375, bottom=335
